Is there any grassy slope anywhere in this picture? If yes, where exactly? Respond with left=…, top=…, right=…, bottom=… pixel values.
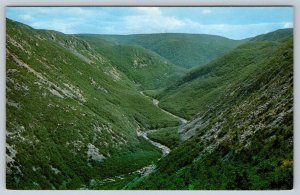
left=81, top=33, right=245, bottom=69
left=6, top=19, right=179, bottom=189
left=77, top=35, right=185, bottom=90
left=129, top=35, right=293, bottom=189
left=158, top=29, right=293, bottom=120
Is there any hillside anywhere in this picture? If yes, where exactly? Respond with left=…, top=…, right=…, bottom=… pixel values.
left=77, top=35, right=185, bottom=90
left=6, top=17, right=293, bottom=190
left=250, top=28, right=293, bottom=42
left=157, top=30, right=292, bottom=119
left=81, top=33, right=245, bottom=69
left=128, top=33, right=293, bottom=189
left=6, top=19, right=180, bottom=189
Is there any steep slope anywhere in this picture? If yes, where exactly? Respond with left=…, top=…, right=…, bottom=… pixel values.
left=6, top=19, right=180, bottom=189
left=77, top=35, right=185, bottom=90
left=129, top=34, right=293, bottom=189
left=157, top=30, right=292, bottom=119
left=81, top=33, right=246, bottom=69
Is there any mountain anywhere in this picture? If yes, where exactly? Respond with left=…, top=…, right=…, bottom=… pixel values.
left=128, top=32, right=293, bottom=189
left=77, top=35, right=185, bottom=90
left=6, top=17, right=293, bottom=190
left=250, top=28, right=293, bottom=42
left=156, top=30, right=293, bottom=120
left=6, top=19, right=180, bottom=189
left=80, top=33, right=246, bottom=69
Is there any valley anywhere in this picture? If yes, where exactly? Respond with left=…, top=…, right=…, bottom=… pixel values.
left=6, top=18, right=293, bottom=190
left=140, top=91, right=188, bottom=124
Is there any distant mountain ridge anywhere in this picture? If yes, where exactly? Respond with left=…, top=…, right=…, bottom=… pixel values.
left=250, top=28, right=293, bottom=42
left=79, top=33, right=247, bottom=69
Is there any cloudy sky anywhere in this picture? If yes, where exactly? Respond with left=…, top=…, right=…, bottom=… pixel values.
left=6, top=7, right=293, bottom=40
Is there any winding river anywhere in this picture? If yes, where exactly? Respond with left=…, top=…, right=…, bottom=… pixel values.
left=130, top=92, right=189, bottom=178
left=100, top=92, right=189, bottom=189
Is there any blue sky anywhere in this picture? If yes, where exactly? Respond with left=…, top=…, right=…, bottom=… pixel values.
left=6, top=7, right=293, bottom=39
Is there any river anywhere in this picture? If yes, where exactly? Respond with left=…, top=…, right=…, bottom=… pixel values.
left=124, top=92, right=189, bottom=182
left=100, top=92, right=189, bottom=189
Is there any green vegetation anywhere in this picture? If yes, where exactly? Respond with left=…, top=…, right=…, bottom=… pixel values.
left=130, top=34, right=293, bottom=190
left=6, top=18, right=293, bottom=190
left=142, top=88, right=165, bottom=98
left=147, top=127, right=180, bottom=149
left=157, top=36, right=290, bottom=120
left=6, top=19, right=178, bottom=189
left=80, top=33, right=246, bottom=69
left=250, top=28, right=293, bottom=42
left=88, top=173, right=139, bottom=190
left=78, top=35, right=185, bottom=90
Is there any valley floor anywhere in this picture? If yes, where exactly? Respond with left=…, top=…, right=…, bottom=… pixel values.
left=91, top=92, right=188, bottom=189
left=140, top=91, right=188, bottom=124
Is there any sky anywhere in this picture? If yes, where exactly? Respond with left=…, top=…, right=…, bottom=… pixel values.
left=6, top=7, right=293, bottom=40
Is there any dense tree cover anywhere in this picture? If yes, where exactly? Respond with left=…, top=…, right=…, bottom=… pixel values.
left=147, top=127, right=180, bottom=149
left=129, top=35, right=293, bottom=190
left=80, top=33, right=246, bottom=69
left=77, top=35, right=185, bottom=90
left=158, top=36, right=291, bottom=120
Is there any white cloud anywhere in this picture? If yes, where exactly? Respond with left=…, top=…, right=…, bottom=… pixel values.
left=101, top=26, right=118, bottom=34
left=135, top=7, right=162, bottom=16
left=24, top=7, right=106, bottom=20
left=124, top=15, right=184, bottom=33
left=118, top=8, right=292, bottom=39
left=123, top=8, right=233, bottom=36
left=31, top=19, right=79, bottom=34
left=24, top=8, right=106, bottom=34
left=179, top=21, right=293, bottom=39
left=124, top=7, right=185, bottom=34
left=202, top=9, right=212, bottom=14
left=283, top=22, right=293, bottom=28
left=8, top=7, right=292, bottom=39
left=19, top=14, right=33, bottom=21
